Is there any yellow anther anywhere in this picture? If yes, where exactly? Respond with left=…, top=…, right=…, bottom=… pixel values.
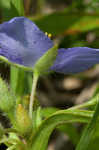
left=45, top=32, right=48, bottom=36
left=48, top=33, right=52, bottom=38
left=45, top=32, right=52, bottom=38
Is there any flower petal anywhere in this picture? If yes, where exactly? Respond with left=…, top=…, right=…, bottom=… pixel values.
left=51, top=47, right=99, bottom=74
left=0, top=17, right=53, bottom=67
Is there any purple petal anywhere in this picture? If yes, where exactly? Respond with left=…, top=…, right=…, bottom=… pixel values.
left=51, top=47, right=99, bottom=74
left=0, top=17, right=53, bottom=67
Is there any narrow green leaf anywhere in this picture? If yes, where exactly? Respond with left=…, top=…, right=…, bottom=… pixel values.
left=41, top=107, right=59, bottom=118
left=10, top=67, right=25, bottom=95
left=76, top=100, right=99, bottom=150
left=0, top=0, right=24, bottom=21
left=35, top=107, right=42, bottom=128
left=11, top=0, right=24, bottom=16
left=32, top=107, right=42, bottom=131
left=0, top=0, right=14, bottom=20
left=42, top=107, right=80, bottom=145
left=10, top=67, right=19, bottom=93
left=30, top=109, right=93, bottom=150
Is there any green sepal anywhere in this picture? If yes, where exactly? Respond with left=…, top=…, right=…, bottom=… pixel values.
left=34, top=44, right=58, bottom=75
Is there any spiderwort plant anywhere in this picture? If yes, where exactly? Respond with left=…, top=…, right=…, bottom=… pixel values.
left=0, top=17, right=99, bottom=119
left=0, top=16, right=99, bottom=150
left=1, top=17, right=99, bottom=72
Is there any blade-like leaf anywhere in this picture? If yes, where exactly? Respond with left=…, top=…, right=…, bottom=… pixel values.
left=10, top=67, right=25, bottom=95
left=0, top=0, right=24, bottom=21
left=30, top=109, right=93, bottom=150
left=76, top=101, right=99, bottom=150
left=0, top=0, right=14, bottom=21
left=42, top=107, right=79, bottom=145
left=11, top=0, right=24, bottom=16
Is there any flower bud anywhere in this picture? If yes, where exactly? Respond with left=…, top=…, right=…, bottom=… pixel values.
left=16, top=104, right=32, bottom=135
left=0, top=77, right=15, bottom=113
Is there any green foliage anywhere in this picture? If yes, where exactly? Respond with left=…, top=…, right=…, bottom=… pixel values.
left=15, top=104, right=32, bottom=135
left=76, top=100, right=99, bottom=150
left=0, top=0, right=24, bottom=21
left=34, top=45, right=58, bottom=75
left=33, top=11, right=99, bottom=36
left=0, top=0, right=15, bottom=21
left=0, top=77, right=16, bottom=113
left=42, top=107, right=79, bottom=145
left=11, top=0, right=24, bottom=16
left=30, top=109, right=93, bottom=150
left=32, top=107, right=42, bottom=131
left=10, top=67, right=25, bottom=96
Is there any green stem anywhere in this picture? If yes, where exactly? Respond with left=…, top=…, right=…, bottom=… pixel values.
left=29, top=71, right=39, bottom=119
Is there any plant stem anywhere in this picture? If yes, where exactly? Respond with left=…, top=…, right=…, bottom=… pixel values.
left=29, top=71, right=39, bottom=119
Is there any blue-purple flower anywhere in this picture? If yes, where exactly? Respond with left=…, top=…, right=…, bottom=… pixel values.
left=0, top=17, right=99, bottom=74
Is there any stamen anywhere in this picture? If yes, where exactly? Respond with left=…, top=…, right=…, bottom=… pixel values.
left=45, top=32, right=52, bottom=38
left=48, top=33, right=52, bottom=38
left=45, top=32, right=48, bottom=36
